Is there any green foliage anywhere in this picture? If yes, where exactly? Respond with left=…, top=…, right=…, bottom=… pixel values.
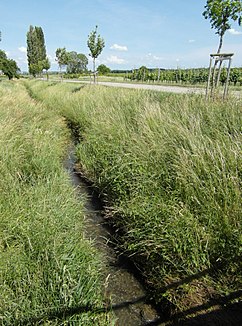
left=203, top=0, right=242, bottom=53
left=0, top=50, right=20, bottom=79
left=66, top=51, right=88, bottom=74
left=129, top=66, right=242, bottom=86
left=30, top=82, right=241, bottom=309
left=230, top=67, right=241, bottom=85
left=220, top=67, right=228, bottom=85
left=1, top=59, right=20, bottom=80
left=97, top=64, right=111, bottom=75
left=55, top=47, right=70, bottom=75
left=87, top=26, right=105, bottom=82
left=136, top=66, right=149, bottom=81
left=87, top=25, right=105, bottom=61
left=0, top=81, right=111, bottom=325
left=42, top=57, right=51, bottom=71
left=27, top=25, right=49, bottom=76
left=0, top=49, right=7, bottom=60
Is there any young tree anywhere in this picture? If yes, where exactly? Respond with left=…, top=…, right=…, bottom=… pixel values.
left=203, top=0, right=242, bottom=53
left=87, top=25, right=105, bottom=83
left=42, top=58, right=51, bottom=80
left=55, top=47, right=70, bottom=79
left=27, top=25, right=49, bottom=76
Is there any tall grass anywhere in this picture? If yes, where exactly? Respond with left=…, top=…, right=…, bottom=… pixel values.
left=25, top=80, right=241, bottom=310
left=0, top=81, right=112, bottom=325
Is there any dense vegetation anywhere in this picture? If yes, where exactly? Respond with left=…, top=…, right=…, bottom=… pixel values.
left=127, top=66, right=242, bottom=85
left=27, top=25, right=50, bottom=77
left=26, top=80, right=241, bottom=312
left=0, top=81, right=111, bottom=325
left=59, top=66, right=242, bottom=87
left=0, top=49, right=20, bottom=80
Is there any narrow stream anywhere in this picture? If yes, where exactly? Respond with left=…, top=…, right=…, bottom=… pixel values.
left=64, top=147, right=161, bottom=325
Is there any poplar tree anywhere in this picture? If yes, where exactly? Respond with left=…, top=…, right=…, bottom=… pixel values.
left=27, top=25, right=49, bottom=76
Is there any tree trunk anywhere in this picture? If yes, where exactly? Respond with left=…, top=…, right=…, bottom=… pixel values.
left=93, top=58, right=96, bottom=84
left=217, top=34, right=223, bottom=54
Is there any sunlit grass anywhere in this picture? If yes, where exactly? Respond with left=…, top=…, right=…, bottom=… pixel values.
left=25, top=80, right=241, bottom=310
left=0, top=81, right=112, bottom=325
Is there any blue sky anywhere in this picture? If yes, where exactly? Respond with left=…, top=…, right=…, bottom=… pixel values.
left=0, top=0, right=242, bottom=71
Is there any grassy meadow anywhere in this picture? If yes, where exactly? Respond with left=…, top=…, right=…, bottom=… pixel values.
left=0, top=81, right=112, bottom=325
left=26, top=80, right=242, bottom=311
left=3, top=79, right=241, bottom=318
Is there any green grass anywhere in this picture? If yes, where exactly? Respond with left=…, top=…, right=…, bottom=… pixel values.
left=23, top=80, right=241, bottom=312
left=0, top=81, right=112, bottom=325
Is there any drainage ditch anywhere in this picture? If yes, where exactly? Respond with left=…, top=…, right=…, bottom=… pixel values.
left=64, top=146, right=161, bottom=325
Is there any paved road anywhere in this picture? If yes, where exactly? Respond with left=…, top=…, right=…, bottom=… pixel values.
left=48, top=79, right=241, bottom=98
left=66, top=79, right=205, bottom=95
left=91, top=81, right=242, bottom=98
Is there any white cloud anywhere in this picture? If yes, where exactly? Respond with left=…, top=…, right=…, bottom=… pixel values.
left=145, top=53, right=164, bottom=62
left=188, top=39, right=195, bottom=43
left=153, top=55, right=163, bottom=61
left=107, top=55, right=126, bottom=64
left=17, top=57, right=27, bottom=64
left=110, top=43, right=128, bottom=51
left=228, top=28, right=242, bottom=35
left=18, top=46, right=27, bottom=53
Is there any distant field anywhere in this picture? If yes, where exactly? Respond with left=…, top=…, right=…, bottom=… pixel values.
left=26, top=80, right=241, bottom=314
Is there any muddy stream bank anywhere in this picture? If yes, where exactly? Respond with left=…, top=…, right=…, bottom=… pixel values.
left=64, top=147, right=161, bottom=325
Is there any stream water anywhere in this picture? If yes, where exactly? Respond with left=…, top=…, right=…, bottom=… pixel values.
left=64, top=148, right=161, bottom=325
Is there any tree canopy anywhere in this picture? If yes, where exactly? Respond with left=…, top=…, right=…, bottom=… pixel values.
left=87, top=25, right=105, bottom=82
left=0, top=49, right=7, bottom=61
left=97, top=64, right=111, bottom=75
left=66, top=52, right=88, bottom=74
left=55, top=47, right=70, bottom=72
left=0, top=50, right=20, bottom=79
left=203, top=0, right=242, bottom=53
left=27, top=25, right=49, bottom=76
